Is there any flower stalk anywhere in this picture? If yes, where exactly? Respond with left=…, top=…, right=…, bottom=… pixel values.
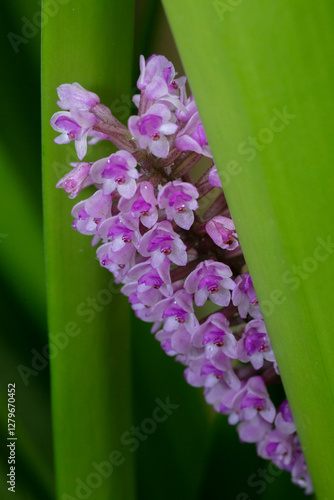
left=50, top=53, right=315, bottom=494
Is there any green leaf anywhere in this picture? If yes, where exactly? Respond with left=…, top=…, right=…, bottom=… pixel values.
left=41, top=1, right=136, bottom=498
left=162, top=1, right=334, bottom=498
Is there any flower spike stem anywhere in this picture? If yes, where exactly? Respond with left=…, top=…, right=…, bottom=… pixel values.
left=51, top=47, right=317, bottom=495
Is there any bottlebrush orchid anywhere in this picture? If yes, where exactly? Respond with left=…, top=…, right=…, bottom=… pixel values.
left=51, top=54, right=313, bottom=495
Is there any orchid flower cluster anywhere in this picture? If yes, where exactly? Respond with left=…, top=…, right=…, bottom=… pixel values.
left=51, top=54, right=313, bottom=494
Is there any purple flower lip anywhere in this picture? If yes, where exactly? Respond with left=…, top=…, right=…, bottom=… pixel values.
left=138, top=271, right=163, bottom=289
left=198, top=275, right=223, bottom=291
left=132, top=199, right=151, bottom=215
left=101, top=160, right=127, bottom=179
left=245, top=332, right=268, bottom=356
left=169, top=191, right=192, bottom=206
left=266, top=442, right=279, bottom=456
left=162, top=306, right=186, bottom=323
left=147, top=235, right=173, bottom=253
left=78, top=208, right=88, bottom=220
left=200, top=364, right=224, bottom=378
left=202, top=329, right=225, bottom=346
left=55, top=116, right=79, bottom=133
left=139, top=114, right=162, bottom=135
left=240, top=395, right=265, bottom=411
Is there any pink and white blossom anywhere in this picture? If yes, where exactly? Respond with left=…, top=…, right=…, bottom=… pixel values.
left=128, top=103, right=178, bottom=158
left=184, top=260, right=235, bottom=307
left=157, top=180, right=199, bottom=230
left=206, top=216, right=239, bottom=251
left=90, top=150, right=139, bottom=199
left=118, top=181, right=158, bottom=228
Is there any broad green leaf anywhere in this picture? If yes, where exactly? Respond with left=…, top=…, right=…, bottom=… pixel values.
left=42, top=1, right=136, bottom=499
left=162, top=1, right=334, bottom=498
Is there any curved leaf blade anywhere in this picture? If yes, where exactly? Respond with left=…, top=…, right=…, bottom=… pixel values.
left=162, top=1, right=334, bottom=498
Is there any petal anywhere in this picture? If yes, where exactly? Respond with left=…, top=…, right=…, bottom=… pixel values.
left=54, top=133, right=71, bottom=145
left=118, top=178, right=137, bottom=199
left=175, top=134, right=204, bottom=154
left=174, top=209, right=194, bottom=230
left=195, top=288, right=208, bottom=307
left=150, top=135, right=170, bottom=158
left=159, top=122, right=179, bottom=135
left=75, top=135, right=88, bottom=160
left=210, top=288, right=230, bottom=307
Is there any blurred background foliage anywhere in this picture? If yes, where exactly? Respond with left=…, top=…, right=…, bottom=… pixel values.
left=1, top=1, right=310, bottom=499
